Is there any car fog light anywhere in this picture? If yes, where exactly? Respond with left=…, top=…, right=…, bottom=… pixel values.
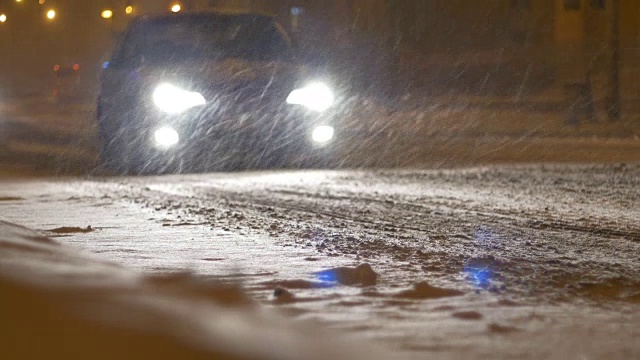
left=312, top=125, right=334, bottom=144
left=154, top=127, right=180, bottom=148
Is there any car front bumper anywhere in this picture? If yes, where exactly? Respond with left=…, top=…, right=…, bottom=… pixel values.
left=104, top=102, right=340, bottom=171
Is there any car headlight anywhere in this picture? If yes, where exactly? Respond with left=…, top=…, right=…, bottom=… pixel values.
left=154, top=126, right=180, bottom=148
left=152, top=83, right=205, bottom=114
left=286, top=82, right=334, bottom=112
left=312, top=125, right=334, bottom=144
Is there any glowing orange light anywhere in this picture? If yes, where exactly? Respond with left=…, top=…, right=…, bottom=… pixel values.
left=73, top=64, right=80, bottom=71
left=46, top=10, right=56, bottom=20
left=171, top=4, right=181, bottom=13
left=39, top=0, right=46, bottom=4
left=0, top=14, right=6, bottom=23
left=53, top=64, right=60, bottom=72
left=101, top=10, right=113, bottom=19
left=125, top=6, right=133, bottom=14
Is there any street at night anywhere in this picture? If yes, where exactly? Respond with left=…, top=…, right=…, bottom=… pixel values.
left=1, top=1, right=640, bottom=359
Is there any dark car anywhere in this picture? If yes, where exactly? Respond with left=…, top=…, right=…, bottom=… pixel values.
left=97, top=11, right=339, bottom=174
left=52, top=63, right=82, bottom=102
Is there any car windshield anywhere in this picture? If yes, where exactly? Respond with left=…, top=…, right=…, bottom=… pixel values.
left=114, top=14, right=292, bottom=66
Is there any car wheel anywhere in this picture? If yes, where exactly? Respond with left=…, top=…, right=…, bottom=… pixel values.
left=96, top=110, right=149, bottom=175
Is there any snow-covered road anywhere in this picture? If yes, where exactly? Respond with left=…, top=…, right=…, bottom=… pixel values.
left=1, top=165, right=639, bottom=359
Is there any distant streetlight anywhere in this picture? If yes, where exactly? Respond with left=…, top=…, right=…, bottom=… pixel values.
left=101, top=10, right=113, bottom=19
left=0, top=14, right=6, bottom=23
left=39, top=0, right=46, bottom=4
left=125, top=6, right=134, bottom=15
left=171, top=4, right=181, bottom=13
left=46, top=9, right=55, bottom=20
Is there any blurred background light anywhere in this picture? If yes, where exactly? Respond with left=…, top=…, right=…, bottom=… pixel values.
left=101, top=10, right=113, bottom=19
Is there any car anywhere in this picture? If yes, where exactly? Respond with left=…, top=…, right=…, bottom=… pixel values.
left=97, top=11, right=340, bottom=174
left=52, top=63, right=82, bottom=102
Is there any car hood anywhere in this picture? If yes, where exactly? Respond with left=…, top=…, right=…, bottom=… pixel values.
left=142, top=58, right=305, bottom=97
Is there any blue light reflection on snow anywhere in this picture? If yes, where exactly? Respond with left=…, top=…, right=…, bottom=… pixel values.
left=464, top=266, right=493, bottom=289
left=316, top=269, right=338, bottom=284
left=464, top=225, right=496, bottom=289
